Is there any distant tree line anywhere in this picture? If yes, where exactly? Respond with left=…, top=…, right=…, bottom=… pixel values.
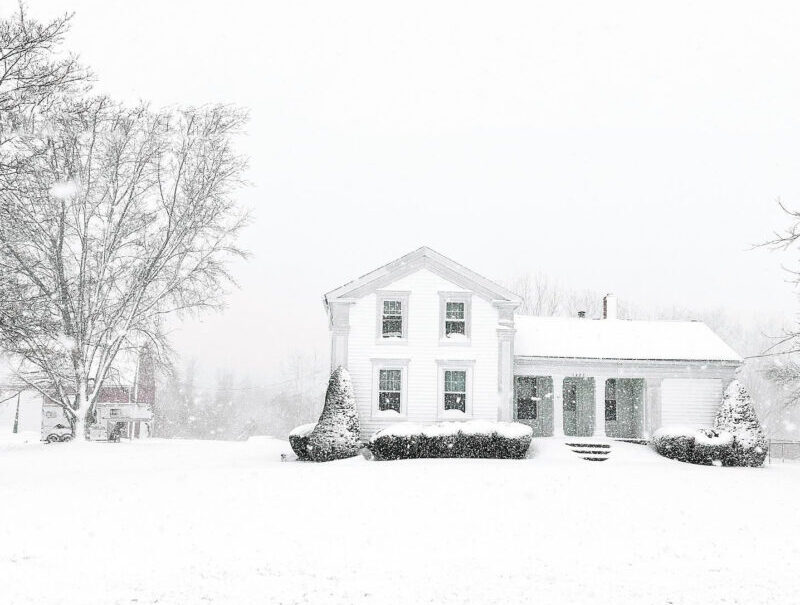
left=153, top=352, right=327, bottom=441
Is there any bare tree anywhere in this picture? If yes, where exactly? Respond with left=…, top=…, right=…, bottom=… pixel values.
left=508, top=272, right=605, bottom=318
left=0, top=96, right=248, bottom=438
left=1, top=5, right=89, bottom=173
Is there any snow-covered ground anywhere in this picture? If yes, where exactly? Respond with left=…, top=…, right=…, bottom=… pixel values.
left=2, top=435, right=799, bottom=605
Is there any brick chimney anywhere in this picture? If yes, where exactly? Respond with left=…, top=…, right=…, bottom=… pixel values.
left=135, top=345, right=156, bottom=405
left=603, top=294, right=617, bottom=320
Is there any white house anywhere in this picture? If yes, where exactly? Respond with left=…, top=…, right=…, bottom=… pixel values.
left=323, top=247, right=742, bottom=440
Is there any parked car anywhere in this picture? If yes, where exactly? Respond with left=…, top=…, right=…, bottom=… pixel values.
left=45, top=424, right=73, bottom=443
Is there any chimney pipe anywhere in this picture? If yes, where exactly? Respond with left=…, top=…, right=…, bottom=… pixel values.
left=603, top=294, right=617, bottom=320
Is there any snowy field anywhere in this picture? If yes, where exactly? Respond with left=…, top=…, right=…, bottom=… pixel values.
left=2, top=435, right=800, bottom=605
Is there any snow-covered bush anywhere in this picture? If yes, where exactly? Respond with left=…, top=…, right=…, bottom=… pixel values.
left=714, top=381, right=768, bottom=467
left=305, top=366, right=361, bottom=462
left=369, top=421, right=533, bottom=460
left=652, top=426, right=697, bottom=462
left=288, top=423, right=316, bottom=461
left=692, top=428, right=734, bottom=466
left=652, top=426, right=737, bottom=466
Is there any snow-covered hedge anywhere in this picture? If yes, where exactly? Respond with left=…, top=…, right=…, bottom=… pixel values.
left=288, top=423, right=316, bottom=461
left=652, top=425, right=697, bottom=463
left=692, top=428, right=735, bottom=466
left=652, top=426, right=737, bottom=466
left=369, top=421, right=533, bottom=460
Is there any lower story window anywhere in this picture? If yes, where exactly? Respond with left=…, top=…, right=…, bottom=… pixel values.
left=378, top=369, right=402, bottom=412
left=444, top=370, right=467, bottom=412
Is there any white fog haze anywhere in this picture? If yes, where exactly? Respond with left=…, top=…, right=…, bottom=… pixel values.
left=10, top=0, right=799, bottom=379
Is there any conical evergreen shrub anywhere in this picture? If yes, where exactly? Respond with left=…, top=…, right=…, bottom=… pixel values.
left=306, top=366, right=361, bottom=462
left=714, top=380, right=767, bottom=467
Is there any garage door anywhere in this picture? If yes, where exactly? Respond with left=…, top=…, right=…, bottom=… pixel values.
left=661, top=378, right=722, bottom=427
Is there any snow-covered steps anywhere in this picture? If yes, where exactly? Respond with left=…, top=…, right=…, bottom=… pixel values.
left=564, top=440, right=611, bottom=462
left=614, top=438, right=650, bottom=446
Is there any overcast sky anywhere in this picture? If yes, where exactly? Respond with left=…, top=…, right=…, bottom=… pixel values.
left=11, top=0, right=800, bottom=380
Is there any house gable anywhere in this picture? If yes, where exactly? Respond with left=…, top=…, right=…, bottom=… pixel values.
left=323, top=246, right=521, bottom=310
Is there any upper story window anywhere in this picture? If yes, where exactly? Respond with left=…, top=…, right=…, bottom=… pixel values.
left=439, top=292, right=471, bottom=343
left=445, top=302, right=465, bottom=336
left=376, top=291, right=409, bottom=342
left=382, top=300, right=403, bottom=337
left=378, top=369, right=402, bottom=412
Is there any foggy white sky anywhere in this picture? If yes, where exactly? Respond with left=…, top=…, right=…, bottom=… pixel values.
left=11, top=0, right=800, bottom=379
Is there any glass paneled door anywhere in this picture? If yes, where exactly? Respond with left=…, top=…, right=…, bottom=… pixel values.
left=514, top=376, right=554, bottom=436
left=562, top=377, right=595, bottom=437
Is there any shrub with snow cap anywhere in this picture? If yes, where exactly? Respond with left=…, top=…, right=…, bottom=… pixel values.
left=652, top=426, right=735, bottom=466
left=652, top=426, right=697, bottom=463
left=714, top=381, right=767, bottom=467
left=369, top=421, right=533, bottom=460
left=692, top=428, right=734, bottom=466
left=288, top=423, right=316, bottom=461
left=305, top=366, right=361, bottom=462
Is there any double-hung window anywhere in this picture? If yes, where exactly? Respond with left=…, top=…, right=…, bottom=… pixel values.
left=372, top=359, right=409, bottom=416
left=382, top=300, right=403, bottom=337
left=445, top=302, right=466, bottom=337
left=439, top=293, right=471, bottom=342
left=378, top=369, right=402, bottom=412
left=443, top=370, right=467, bottom=412
left=377, top=292, right=409, bottom=341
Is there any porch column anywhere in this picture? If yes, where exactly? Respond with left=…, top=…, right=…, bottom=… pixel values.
left=645, top=378, right=663, bottom=437
left=552, top=374, right=565, bottom=437
left=593, top=376, right=608, bottom=438
left=495, top=302, right=518, bottom=422
left=329, top=301, right=352, bottom=371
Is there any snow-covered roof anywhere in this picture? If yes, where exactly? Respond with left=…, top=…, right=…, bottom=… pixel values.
left=514, top=316, right=742, bottom=362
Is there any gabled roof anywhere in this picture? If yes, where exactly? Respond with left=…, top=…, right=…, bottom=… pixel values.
left=514, top=316, right=742, bottom=363
left=324, top=246, right=522, bottom=306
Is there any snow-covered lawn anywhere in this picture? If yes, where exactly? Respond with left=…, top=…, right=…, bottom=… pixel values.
left=2, top=436, right=800, bottom=605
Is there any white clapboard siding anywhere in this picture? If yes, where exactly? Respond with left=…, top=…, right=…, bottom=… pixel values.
left=347, top=268, right=500, bottom=438
left=661, top=378, right=722, bottom=427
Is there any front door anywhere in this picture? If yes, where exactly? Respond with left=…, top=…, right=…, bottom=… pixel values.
left=562, top=377, right=595, bottom=437
left=605, top=378, right=644, bottom=439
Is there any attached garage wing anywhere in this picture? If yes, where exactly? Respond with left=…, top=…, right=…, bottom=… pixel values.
left=661, top=378, right=722, bottom=427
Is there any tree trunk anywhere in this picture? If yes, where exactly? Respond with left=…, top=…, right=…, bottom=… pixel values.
left=71, top=379, right=90, bottom=440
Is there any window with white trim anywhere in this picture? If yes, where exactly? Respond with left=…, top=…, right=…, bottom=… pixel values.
left=372, top=359, right=409, bottom=416
left=382, top=300, right=403, bottom=338
left=378, top=369, right=402, bottom=412
left=439, top=292, right=471, bottom=342
left=443, top=370, right=467, bottom=412
left=376, top=292, right=409, bottom=342
left=445, top=302, right=465, bottom=337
